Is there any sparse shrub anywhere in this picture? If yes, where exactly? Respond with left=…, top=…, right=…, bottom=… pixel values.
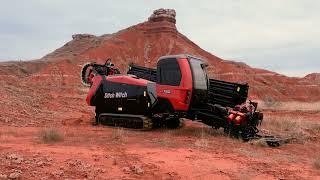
left=313, top=158, right=320, bottom=169
left=112, top=158, right=117, bottom=166
left=312, top=124, right=320, bottom=133
left=263, top=96, right=281, bottom=108
left=39, top=128, right=64, bottom=143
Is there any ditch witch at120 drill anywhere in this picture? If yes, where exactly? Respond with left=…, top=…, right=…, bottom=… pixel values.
left=80, top=54, right=281, bottom=145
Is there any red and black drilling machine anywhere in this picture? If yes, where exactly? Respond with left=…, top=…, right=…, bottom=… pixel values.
left=81, top=55, right=267, bottom=142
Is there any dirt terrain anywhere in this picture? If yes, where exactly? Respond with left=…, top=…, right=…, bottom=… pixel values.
left=1, top=115, right=320, bottom=179
left=1, top=9, right=320, bottom=179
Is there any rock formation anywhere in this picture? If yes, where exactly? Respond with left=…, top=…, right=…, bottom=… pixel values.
left=148, top=8, right=176, bottom=24
left=72, top=34, right=96, bottom=40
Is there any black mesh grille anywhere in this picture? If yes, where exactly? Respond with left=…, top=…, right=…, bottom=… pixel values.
left=208, top=79, right=249, bottom=107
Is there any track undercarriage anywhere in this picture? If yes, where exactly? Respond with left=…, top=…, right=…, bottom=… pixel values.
left=97, top=113, right=182, bottom=130
left=98, top=114, right=153, bottom=130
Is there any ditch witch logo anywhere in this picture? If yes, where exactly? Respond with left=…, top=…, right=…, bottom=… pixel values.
left=104, top=92, right=128, bottom=99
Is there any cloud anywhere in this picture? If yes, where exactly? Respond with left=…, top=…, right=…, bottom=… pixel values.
left=0, top=0, right=319, bottom=77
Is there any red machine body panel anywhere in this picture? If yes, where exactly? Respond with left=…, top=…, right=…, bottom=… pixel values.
left=86, top=75, right=103, bottom=106
left=156, top=58, right=193, bottom=111
left=86, top=75, right=150, bottom=106
left=107, top=75, right=150, bottom=86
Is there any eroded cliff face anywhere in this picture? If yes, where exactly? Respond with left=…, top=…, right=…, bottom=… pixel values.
left=0, top=8, right=319, bottom=103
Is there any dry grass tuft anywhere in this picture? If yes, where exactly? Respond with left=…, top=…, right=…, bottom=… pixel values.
left=259, top=101, right=320, bottom=112
left=153, top=138, right=172, bottom=147
left=194, top=138, right=209, bottom=148
left=111, top=128, right=127, bottom=143
left=193, top=129, right=212, bottom=149
left=237, top=148, right=260, bottom=158
left=172, top=126, right=223, bottom=138
left=151, top=128, right=175, bottom=147
left=263, top=117, right=301, bottom=132
left=170, top=125, right=224, bottom=149
left=39, top=128, right=64, bottom=143
left=262, top=116, right=320, bottom=143
left=249, top=139, right=269, bottom=147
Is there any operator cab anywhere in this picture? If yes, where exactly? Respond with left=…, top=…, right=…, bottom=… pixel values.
left=156, top=55, right=209, bottom=111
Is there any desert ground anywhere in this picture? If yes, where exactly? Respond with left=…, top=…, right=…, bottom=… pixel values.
left=1, top=101, right=320, bottom=179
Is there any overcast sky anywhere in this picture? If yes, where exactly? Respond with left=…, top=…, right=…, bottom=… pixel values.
left=0, top=0, right=319, bottom=77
